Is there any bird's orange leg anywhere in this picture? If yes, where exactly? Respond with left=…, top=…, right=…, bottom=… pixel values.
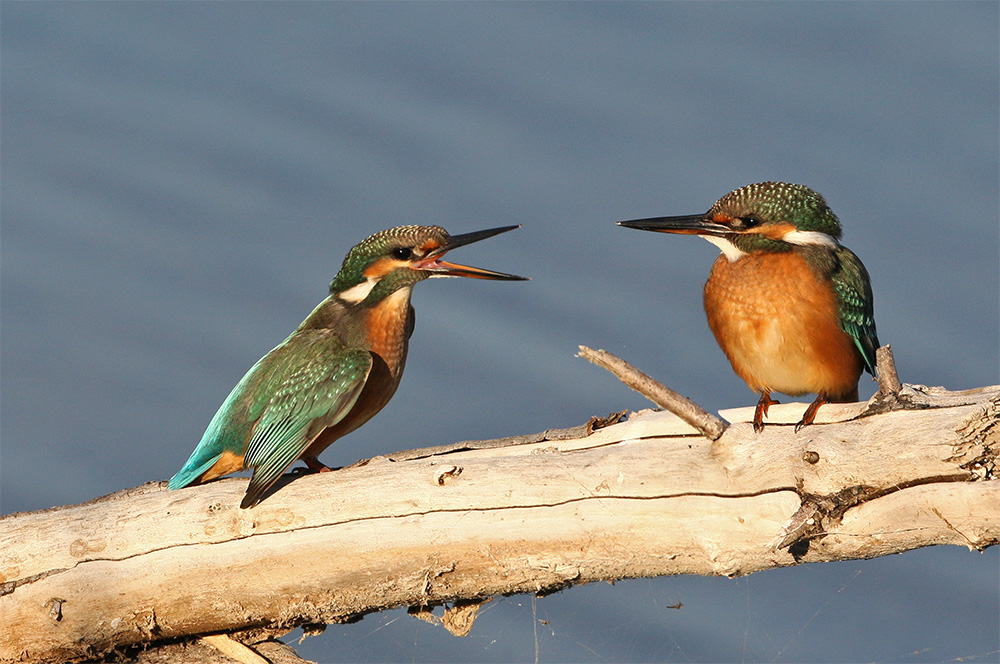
left=795, top=394, right=828, bottom=433
left=302, top=456, right=333, bottom=473
left=754, top=391, right=779, bottom=433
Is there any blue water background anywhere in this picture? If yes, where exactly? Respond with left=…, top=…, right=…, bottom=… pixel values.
left=2, top=3, right=997, bottom=662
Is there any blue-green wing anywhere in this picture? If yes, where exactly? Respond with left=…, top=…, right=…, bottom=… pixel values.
left=833, top=247, right=879, bottom=376
left=240, top=341, right=372, bottom=508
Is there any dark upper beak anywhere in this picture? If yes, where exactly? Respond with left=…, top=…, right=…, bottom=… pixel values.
left=617, top=214, right=730, bottom=237
left=417, top=225, right=529, bottom=280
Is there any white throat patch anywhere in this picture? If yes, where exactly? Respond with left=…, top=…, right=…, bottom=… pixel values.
left=338, top=277, right=378, bottom=304
left=783, top=230, right=840, bottom=249
left=703, top=235, right=746, bottom=262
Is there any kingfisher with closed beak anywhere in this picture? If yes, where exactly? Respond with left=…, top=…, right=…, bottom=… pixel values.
left=169, top=225, right=527, bottom=507
left=619, top=182, right=878, bottom=433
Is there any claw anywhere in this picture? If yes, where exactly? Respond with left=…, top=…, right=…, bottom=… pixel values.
left=754, top=391, right=779, bottom=433
left=794, top=394, right=828, bottom=432
left=303, top=456, right=333, bottom=473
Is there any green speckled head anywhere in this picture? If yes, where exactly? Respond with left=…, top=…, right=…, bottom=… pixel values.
left=618, top=181, right=845, bottom=257
left=329, top=225, right=448, bottom=300
left=713, top=182, right=842, bottom=238
left=328, top=224, right=525, bottom=306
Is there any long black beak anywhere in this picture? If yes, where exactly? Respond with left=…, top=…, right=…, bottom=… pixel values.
left=618, top=215, right=730, bottom=237
left=417, top=225, right=529, bottom=280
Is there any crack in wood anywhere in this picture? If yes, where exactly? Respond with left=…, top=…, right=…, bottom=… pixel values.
left=0, top=568, right=69, bottom=597
left=7, top=486, right=807, bottom=593
left=779, top=472, right=977, bottom=551
left=12, top=466, right=985, bottom=595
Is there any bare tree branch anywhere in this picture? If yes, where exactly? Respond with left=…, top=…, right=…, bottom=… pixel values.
left=1, top=378, right=997, bottom=664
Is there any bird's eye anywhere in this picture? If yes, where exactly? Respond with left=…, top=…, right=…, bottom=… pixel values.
left=392, top=247, right=413, bottom=260
left=741, top=216, right=762, bottom=228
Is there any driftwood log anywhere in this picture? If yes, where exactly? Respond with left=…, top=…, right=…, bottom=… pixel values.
left=1, top=347, right=997, bottom=663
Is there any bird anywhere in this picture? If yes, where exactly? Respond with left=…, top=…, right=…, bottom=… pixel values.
left=618, top=181, right=878, bottom=433
left=169, top=224, right=527, bottom=507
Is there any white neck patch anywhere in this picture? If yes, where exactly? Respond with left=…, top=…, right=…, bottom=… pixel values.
left=703, top=235, right=746, bottom=262
left=783, top=230, right=840, bottom=249
left=338, top=276, right=378, bottom=304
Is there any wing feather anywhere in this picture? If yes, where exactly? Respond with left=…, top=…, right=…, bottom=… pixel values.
left=833, top=247, right=879, bottom=376
left=239, top=343, right=372, bottom=507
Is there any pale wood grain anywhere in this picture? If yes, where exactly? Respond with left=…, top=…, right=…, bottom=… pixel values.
left=1, top=385, right=997, bottom=664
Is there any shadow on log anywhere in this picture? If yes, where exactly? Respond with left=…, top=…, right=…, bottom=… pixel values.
left=1, top=348, right=997, bottom=663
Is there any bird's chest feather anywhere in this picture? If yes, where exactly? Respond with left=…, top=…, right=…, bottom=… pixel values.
left=703, top=251, right=860, bottom=396
left=362, top=287, right=415, bottom=379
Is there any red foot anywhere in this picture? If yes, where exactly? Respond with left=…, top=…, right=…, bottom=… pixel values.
left=302, top=456, right=333, bottom=473
left=795, top=394, right=828, bottom=433
left=754, top=391, right=779, bottom=433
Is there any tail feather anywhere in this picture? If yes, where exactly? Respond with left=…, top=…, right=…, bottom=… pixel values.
left=167, top=453, right=222, bottom=490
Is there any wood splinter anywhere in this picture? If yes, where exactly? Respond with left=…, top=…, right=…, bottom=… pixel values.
left=875, top=344, right=902, bottom=396
left=577, top=345, right=728, bottom=440
left=201, top=634, right=270, bottom=664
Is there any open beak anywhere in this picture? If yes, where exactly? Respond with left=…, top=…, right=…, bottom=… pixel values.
left=416, top=225, right=529, bottom=280
left=618, top=214, right=731, bottom=237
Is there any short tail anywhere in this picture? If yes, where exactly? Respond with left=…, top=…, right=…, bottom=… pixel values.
left=167, top=453, right=222, bottom=490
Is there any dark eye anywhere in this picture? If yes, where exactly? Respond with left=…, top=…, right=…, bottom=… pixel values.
left=392, top=247, right=413, bottom=260
left=741, top=216, right=762, bottom=228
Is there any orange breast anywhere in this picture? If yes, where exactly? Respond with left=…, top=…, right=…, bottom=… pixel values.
left=361, top=287, right=414, bottom=378
left=703, top=251, right=862, bottom=400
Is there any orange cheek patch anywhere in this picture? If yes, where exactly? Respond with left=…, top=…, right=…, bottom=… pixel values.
left=752, top=222, right=796, bottom=240
left=363, top=257, right=400, bottom=279
left=712, top=213, right=735, bottom=224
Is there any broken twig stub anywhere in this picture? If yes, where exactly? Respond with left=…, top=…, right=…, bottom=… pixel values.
left=577, top=345, right=728, bottom=440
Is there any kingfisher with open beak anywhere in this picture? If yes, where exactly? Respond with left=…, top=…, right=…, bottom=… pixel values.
left=619, top=182, right=878, bottom=432
left=169, top=224, right=527, bottom=507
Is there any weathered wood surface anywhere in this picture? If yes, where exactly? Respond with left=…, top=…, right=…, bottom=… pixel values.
left=1, top=384, right=997, bottom=664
